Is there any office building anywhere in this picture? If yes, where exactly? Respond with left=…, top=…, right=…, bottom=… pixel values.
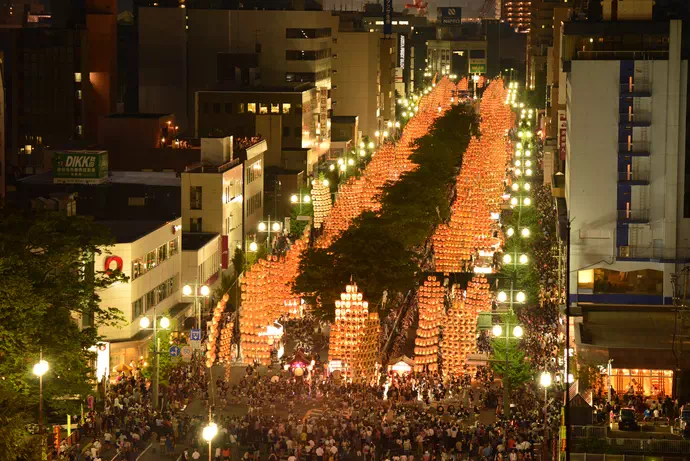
left=181, top=137, right=266, bottom=268
left=426, top=39, right=489, bottom=77
left=502, top=0, right=531, bottom=33
left=138, top=6, right=338, bottom=148
left=95, top=218, right=187, bottom=368
left=195, top=84, right=318, bottom=172
left=564, top=0, right=690, bottom=394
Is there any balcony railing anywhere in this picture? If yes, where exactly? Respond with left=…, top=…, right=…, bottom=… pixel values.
left=618, top=142, right=650, bottom=156
left=617, top=209, right=649, bottom=222
left=619, top=112, right=651, bottom=126
left=618, top=245, right=690, bottom=261
left=619, top=83, right=651, bottom=96
left=618, top=170, right=650, bottom=183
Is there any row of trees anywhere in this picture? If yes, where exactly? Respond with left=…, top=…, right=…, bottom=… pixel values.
left=0, top=209, right=128, bottom=456
left=294, top=104, right=479, bottom=319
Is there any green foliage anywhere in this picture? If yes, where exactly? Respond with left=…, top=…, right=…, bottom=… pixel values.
left=295, top=104, right=478, bottom=319
left=489, top=312, right=535, bottom=391
left=0, top=388, right=40, bottom=460
left=0, top=209, right=127, bottom=453
left=290, top=186, right=314, bottom=236
left=232, top=247, right=244, bottom=276
left=140, top=320, right=175, bottom=384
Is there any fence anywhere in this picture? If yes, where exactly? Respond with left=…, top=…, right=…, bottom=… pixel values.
left=571, top=425, right=690, bottom=455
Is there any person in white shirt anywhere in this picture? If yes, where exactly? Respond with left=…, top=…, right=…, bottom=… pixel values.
left=192, top=449, right=201, bottom=460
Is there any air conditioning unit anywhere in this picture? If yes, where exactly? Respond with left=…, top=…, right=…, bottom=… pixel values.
left=619, top=246, right=630, bottom=258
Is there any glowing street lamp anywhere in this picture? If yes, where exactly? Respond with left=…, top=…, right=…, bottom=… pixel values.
left=33, top=356, right=49, bottom=460
left=202, top=420, right=218, bottom=461
left=139, top=307, right=171, bottom=410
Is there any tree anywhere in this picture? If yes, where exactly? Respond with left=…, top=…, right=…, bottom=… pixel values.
left=490, top=312, right=535, bottom=392
left=294, top=104, right=478, bottom=318
left=0, top=209, right=126, bottom=428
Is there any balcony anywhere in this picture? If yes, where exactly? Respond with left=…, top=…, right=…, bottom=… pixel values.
left=619, top=83, right=651, bottom=97
left=619, top=112, right=651, bottom=127
left=617, top=209, right=649, bottom=223
left=617, top=245, right=690, bottom=263
left=618, top=142, right=650, bottom=157
left=618, top=170, right=649, bottom=185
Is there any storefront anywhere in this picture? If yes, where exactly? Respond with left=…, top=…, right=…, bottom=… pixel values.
left=609, top=368, right=674, bottom=397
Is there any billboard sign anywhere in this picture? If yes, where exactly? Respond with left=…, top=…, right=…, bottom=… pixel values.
left=469, top=62, right=487, bottom=74
left=398, top=34, right=406, bottom=69
left=558, top=110, right=567, bottom=161
left=383, top=0, right=393, bottom=35
left=438, top=7, right=462, bottom=25
left=53, top=151, right=108, bottom=184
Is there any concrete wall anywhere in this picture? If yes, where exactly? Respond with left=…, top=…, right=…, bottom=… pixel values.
left=567, top=57, right=689, bottom=300
left=96, top=218, right=182, bottom=341
left=332, top=32, right=381, bottom=140
left=138, top=8, right=188, bottom=129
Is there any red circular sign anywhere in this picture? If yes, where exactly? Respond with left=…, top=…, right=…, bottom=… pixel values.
left=104, top=256, right=123, bottom=275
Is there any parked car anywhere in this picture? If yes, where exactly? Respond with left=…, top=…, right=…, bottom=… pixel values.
left=619, top=408, right=639, bottom=431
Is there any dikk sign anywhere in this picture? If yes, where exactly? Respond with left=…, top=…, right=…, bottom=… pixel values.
left=53, top=150, right=109, bottom=185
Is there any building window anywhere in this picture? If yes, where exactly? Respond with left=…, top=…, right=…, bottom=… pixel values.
left=238, top=103, right=245, bottom=114
left=157, top=243, right=168, bottom=263
left=213, top=103, right=221, bottom=114
left=77, top=90, right=82, bottom=100
left=169, top=237, right=179, bottom=256
left=190, top=186, right=202, bottom=210
left=282, top=103, right=291, bottom=114
left=271, top=103, right=280, bottom=114
left=76, top=125, right=83, bottom=136
left=133, top=298, right=144, bottom=319
left=246, top=192, right=262, bottom=217
left=74, top=72, right=82, bottom=83
left=285, top=49, right=332, bottom=61
left=190, top=217, right=203, bottom=232
left=247, top=103, right=256, bottom=113
left=225, top=102, right=233, bottom=113
left=146, top=250, right=157, bottom=270
left=259, top=104, right=268, bottom=114
left=132, top=259, right=144, bottom=279
left=245, top=160, right=262, bottom=184
left=283, top=126, right=290, bottom=138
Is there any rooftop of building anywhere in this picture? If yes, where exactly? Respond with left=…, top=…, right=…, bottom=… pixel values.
left=204, top=82, right=315, bottom=93
left=182, top=232, right=220, bottom=251
left=98, top=220, right=171, bottom=243
left=18, top=170, right=181, bottom=187
left=104, top=113, right=173, bottom=119
left=563, top=20, right=670, bottom=36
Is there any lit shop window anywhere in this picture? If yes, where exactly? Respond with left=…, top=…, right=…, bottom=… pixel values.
left=247, top=103, right=256, bottom=113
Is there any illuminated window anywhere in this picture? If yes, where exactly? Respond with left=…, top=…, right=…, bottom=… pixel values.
left=259, top=104, right=268, bottom=114
left=282, top=103, right=292, bottom=114
left=247, top=103, right=256, bottom=113
left=74, top=72, right=82, bottom=83
left=270, top=103, right=280, bottom=114
left=238, top=103, right=245, bottom=114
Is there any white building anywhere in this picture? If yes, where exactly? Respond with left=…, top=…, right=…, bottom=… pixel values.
left=563, top=3, right=689, bottom=394
left=565, top=17, right=688, bottom=305
left=182, top=137, right=265, bottom=272
left=95, top=218, right=188, bottom=369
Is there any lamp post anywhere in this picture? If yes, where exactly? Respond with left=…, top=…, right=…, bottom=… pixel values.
left=258, top=216, right=283, bottom=250
left=183, top=282, right=210, bottom=330
left=290, top=193, right=311, bottom=213
left=33, top=354, right=49, bottom=461
left=139, top=308, right=171, bottom=410
left=472, top=74, right=480, bottom=99
left=492, top=322, right=523, bottom=419
left=540, top=372, right=552, bottom=459
left=202, top=412, right=218, bottom=461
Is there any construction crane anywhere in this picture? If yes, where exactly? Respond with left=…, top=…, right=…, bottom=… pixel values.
left=478, top=0, right=498, bottom=20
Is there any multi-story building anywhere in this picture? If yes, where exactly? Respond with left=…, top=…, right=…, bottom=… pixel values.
left=95, top=218, right=186, bottom=368
left=181, top=137, right=265, bottom=266
left=426, top=39, right=489, bottom=77
left=195, top=84, right=318, bottom=171
left=331, top=32, right=383, bottom=141
left=502, top=0, right=531, bottom=33
left=138, top=6, right=338, bottom=153
left=564, top=0, right=690, bottom=395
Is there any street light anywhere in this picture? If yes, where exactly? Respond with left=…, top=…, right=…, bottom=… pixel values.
left=540, top=371, right=553, bottom=449
left=140, top=310, right=170, bottom=409
left=183, top=282, right=210, bottom=328
left=492, top=321, right=524, bottom=418
left=33, top=356, right=49, bottom=461
left=202, top=421, right=218, bottom=461
left=249, top=241, right=258, bottom=252
left=258, top=216, right=283, bottom=249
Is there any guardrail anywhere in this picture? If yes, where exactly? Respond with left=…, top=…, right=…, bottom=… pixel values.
left=571, top=425, right=690, bottom=454
left=572, top=425, right=607, bottom=438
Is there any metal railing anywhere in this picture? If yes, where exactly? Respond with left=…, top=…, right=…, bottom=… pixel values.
left=618, top=245, right=690, bottom=260
left=618, top=142, right=650, bottom=154
left=618, top=170, right=650, bottom=182
left=572, top=425, right=607, bottom=439
left=619, top=113, right=652, bottom=125
left=617, top=209, right=649, bottom=221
